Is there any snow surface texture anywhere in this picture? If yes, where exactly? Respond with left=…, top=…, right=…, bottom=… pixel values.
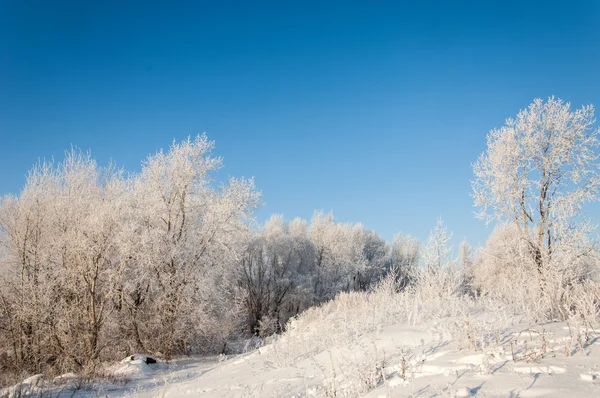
left=114, top=321, right=599, bottom=397
left=3, top=321, right=600, bottom=397
left=3, top=281, right=600, bottom=398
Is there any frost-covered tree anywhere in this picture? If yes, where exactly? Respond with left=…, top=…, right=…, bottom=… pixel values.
left=0, top=134, right=262, bottom=380
left=1, top=132, right=420, bottom=383
left=237, top=212, right=395, bottom=336
left=469, top=223, right=532, bottom=300
left=0, top=151, right=126, bottom=373
left=308, top=212, right=367, bottom=300
left=358, top=231, right=389, bottom=289
left=421, top=218, right=453, bottom=271
left=239, top=215, right=309, bottom=336
left=417, top=219, right=462, bottom=299
left=124, top=135, right=260, bottom=357
left=458, top=240, right=473, bottom=271
left=388, top=233, right=419, bottom=289
left=472, top=97, right=600, bottom=276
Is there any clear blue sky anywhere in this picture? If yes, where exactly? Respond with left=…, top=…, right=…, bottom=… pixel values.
left=1, top=1, right=599, bottom=246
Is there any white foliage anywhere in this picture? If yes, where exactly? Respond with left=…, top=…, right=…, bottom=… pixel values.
left=0, top=135, right=261, bottom=381
left=237, top=212, right=397, bottom=337
left=472, top=97, right=600, bottom=273
left=421, top=218, right=453, bottom=271
left=471, top=98, right=600, bottom=319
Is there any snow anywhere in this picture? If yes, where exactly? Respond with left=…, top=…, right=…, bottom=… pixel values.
left=0, top=374, right=45, bottom=398
left=112, top=355, right=161, bottom=378
left=5, top=320, right=599, bottom=398
left=102, top=320, right=598, bottom=397
left=3, top=303, right=600, bottom=398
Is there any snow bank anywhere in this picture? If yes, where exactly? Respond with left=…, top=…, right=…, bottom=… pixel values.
left=112, top=354, right=160, bottom=378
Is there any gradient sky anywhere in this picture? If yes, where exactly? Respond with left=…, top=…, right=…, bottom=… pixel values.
left=1, top=1, right=600, bottom=246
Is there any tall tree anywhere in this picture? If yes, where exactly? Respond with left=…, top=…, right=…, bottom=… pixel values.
left=127, top=134, right=260, bottom=357
left=472, top=97, right=600, bottom=275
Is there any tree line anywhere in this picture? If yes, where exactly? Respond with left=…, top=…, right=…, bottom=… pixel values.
left=0, top=135, right=419, bottom=382
left=1, top=97, right=599, bottom=384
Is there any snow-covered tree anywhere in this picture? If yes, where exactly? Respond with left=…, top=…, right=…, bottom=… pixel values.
left=358, top=231, right=389, bottom=289
left=0, top=135, right=262, bottom=379
left=308, top=212, right=367, bottom=300
left=239, top=215, right=306, bottom=336
left=388, top=233, right=420, bottom=289
left=236, top=212, right=396, bottom=336
left=417, top=219, right=462, bottom=300
left=421, top=218, right=453, bottom=271
left=0, top=150, right=127, bottom=373
left=472, top=97, right=600, bottom=276
left=125, top=135, right=260, bottom=357
left=469, top=223, right=531, bottom=299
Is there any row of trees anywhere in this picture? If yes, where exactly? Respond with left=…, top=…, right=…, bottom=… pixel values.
left=240, top=213, right=420, bottom=336
left=0, top=136, right=261, bottom=378
left=0, top=135, right=420, bottom=382
left=1, top=97, right=599, bottom=384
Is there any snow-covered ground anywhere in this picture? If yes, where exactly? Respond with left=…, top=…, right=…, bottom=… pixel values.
left=4, top=276, right=600, bottom=398
left=130, top=321, right=600, bottom=397
left=4, top=319, right=600, bottom=397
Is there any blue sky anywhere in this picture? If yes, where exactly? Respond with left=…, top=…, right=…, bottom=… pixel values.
left=1, top=1, right=600, bottom=245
